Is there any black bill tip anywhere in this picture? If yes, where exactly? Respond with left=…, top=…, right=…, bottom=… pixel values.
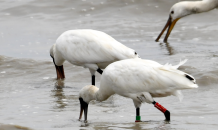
left=79, top=98, right=89, bottom=122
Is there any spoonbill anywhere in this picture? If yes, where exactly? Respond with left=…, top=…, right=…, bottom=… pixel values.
left=155, top=0, right=218, bottom=42
left=79, top=58, right=198, bottom=122
left=50, top=29, right=139, bottom=85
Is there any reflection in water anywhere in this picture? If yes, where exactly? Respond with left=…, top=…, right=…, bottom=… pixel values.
left=154, top=120, right=171, bottom=130
left=55, top=79, right=65, bottom=87
left=159, top=42, right=174, bottom=55
left=50, top=79, right=79, bottom=111
left=91, top=120, right=171, bottom=130
left=50, top=86, right=67, bottom=110
left=80, top=122, right=89, bottom=127
left=128, top=123, right=143, bottom=130
left=50, top=79, right=68, bottom=110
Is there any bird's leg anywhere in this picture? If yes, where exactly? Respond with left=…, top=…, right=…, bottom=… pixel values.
left=96, top=68, right=103, bottom=74
left=91, top=68, right=103, bottom=85
left=92, top=75, right=95, bottom=85
left=135, top=108, right=141, bottom=122
left=152, top=101, right=170, bottom=121
left=89, top=68, right=97, bottom=85
left=133, top=99, right=142, bottom=122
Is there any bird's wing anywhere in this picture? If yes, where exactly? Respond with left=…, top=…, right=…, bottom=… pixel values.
left=104, top=59, right=197, bottom=98
left=55, top=30, right=135, bottom=64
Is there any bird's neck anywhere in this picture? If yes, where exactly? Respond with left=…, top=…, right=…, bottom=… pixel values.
left=95, top=90, right=106, bottom=102
left=53, top=45, right=65, bottom=66
left=94, top=88, right=113, bottom=102
left=192, top=0, right=218, bottom=13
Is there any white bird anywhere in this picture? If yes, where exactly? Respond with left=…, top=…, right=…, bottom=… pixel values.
left=79, top=58, right=198, bottom=122
left=155, top=0, right=218, bottom=42
left=50, top=29, right=139, bottom=85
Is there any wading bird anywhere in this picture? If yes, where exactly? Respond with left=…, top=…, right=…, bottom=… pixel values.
left=50, top=29, right=139, bottom=85
left=79, top=59, right=198, bottom=122
left=156, top=0, right=218, bottom=42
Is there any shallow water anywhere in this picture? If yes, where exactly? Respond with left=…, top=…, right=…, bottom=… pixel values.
left=0, top=0, right=218, bottom=129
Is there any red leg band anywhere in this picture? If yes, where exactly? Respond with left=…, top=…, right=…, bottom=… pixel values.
left=154, top=102, right=167, bottom=113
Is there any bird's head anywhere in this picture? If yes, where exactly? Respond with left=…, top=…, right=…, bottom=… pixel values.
left=133, top=51, right=140, bottom=59
left=50, top=44, right=65, bottom=79
left=170, top=2, right=196, bottom=21
left=156, top=1, right=195, bottom=42
left=79, top=85, right=99, bottom=122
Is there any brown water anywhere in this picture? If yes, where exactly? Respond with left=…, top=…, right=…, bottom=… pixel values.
left=0, top=0, right=218, bottom=129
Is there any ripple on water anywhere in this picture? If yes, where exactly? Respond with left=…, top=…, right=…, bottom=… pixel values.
left=0, top=124, right=32, bottom=130
left=0, top=0, right=218, bottom=129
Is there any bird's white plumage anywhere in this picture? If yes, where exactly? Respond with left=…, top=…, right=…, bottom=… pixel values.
left=50, top=29, right=139, bottom=82
left=102, top=59, right=197, bottom=100
left=156, top=0, right=218, bottom=42
left=79, top=59, right=198, bottom=104
left=170, top=0, right=218, bottom=21
left=52, top=29, right=139, bottom=70
left=79, top=59, right=198, bottom=122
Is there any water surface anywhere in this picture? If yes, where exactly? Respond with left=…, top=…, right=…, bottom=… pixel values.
left=0, top=0, right=218, bottom=129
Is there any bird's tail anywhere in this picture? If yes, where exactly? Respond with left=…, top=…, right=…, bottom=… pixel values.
left=173, top=59, right=188, bottom=69
left=158, top=59, right=198, bottom=90
left=163, top=59, right=188, bottom=70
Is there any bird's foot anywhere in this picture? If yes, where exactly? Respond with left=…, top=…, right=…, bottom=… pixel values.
left=164, top=110, right=170, bottom=121
left=135, top=116, right=141, bottom=122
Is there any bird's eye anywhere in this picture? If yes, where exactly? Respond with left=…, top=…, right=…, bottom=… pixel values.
left=135, top=52, right=137, bottom=55
left=171, top=11, right=174, bottom=14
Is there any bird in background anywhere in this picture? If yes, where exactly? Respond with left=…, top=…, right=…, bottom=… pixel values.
left=50, top=29, right=139, bottom=85
left=155, top=0, right=218, bottom=42
left=78, top=58, right=198, bottom=123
